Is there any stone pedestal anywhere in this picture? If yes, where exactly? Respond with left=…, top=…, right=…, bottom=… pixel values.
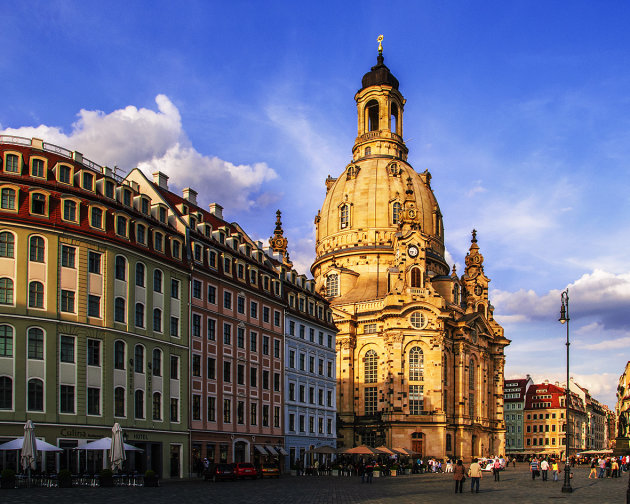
left=614, top=437, right=630, bottom=456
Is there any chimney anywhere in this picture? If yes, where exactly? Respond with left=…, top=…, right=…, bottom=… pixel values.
left=209, top=203, right=223, bottom=220
left=182, top=188, right=198, bottom=206
left=153, top=171, right=169, bottom=189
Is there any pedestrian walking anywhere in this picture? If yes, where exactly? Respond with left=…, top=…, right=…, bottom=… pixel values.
left=530, top=458, right=539, bottom=480
left=598, top=457, right=606, bottom=478
left=453, top=460, right=466, bottom=494
left=468, top=458, right=482, bottom=493
left=588, top=458, right=597, bottom=479
left=552, top=460, right=559, bottom=482
left=540, top=458, right=549, bottom=481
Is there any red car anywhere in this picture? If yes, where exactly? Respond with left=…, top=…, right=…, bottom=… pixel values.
left=233, top=462, right=258, bottom=479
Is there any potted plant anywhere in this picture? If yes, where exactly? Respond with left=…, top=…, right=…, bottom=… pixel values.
left=58, top=469, right=72, bottom=488
left=143, top=469, right=159, bottom=487
left=372, top=464, right=381, bottom=478
left=99, top=469, right=114, bottom=487
left=331, top=464, right=341, bottom=477
left=0, top=469, right=15, bottom=489
left=404, top=463, right=413, bottom=475
left=391, top=463, right=400, bottom=476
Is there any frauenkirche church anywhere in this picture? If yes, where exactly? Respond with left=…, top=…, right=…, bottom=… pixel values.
left=311, top=40, right=510, bottom=459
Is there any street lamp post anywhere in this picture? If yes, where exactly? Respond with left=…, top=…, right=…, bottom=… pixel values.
left=559, top=289, right=572, bottom=493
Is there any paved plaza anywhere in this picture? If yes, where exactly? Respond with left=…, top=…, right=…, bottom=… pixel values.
left=1, top=466, right=627, bottom=504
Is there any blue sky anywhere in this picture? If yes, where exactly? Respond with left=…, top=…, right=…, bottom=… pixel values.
left=2, top=0, right=629, bottom=409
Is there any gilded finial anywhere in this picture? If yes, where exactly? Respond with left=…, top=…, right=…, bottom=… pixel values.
left=377, top=34, right=383, bottom=55
left=471, top=229, right=477, bottom=243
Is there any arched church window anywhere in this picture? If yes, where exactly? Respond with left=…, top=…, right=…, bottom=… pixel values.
left=339, top=204, right=349, bottom=229
left=366, top=100, right=379, bottom=131
left=469, top=359, right=476, bottom=418
left=387, top=163, right=399, bottom=177
left=411, top=267, right=422, bottom=287
left=326, top=274, right=339, bottom=298
left=408, top=346, right=424, bottom=381
left=454, top=283, right=460, bottom=305
left=365, top=147, right=371, bottom=156
left=477, top=304, right=486, bottom=316
left=391, top=103, right=399, bottom=135
left=364, top=349, right=378, bottom=383
left=392, top=202, right=402, bottom=224
left=410, top=311, right=427, bottom=329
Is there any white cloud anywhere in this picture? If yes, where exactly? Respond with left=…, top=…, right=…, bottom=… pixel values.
left=492, top=269, right=630, bottom=329
left=1, top=95, right=278, bottom=211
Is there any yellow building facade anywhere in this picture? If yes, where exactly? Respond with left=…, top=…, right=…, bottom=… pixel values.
left=311, top=46, right=510, bottom=460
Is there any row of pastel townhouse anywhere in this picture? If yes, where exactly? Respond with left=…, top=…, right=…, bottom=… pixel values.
left=504, top=376, right=616, bottom=459
left=0, top=136, right=338, bottom=478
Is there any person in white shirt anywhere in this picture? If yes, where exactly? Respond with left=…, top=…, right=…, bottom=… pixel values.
left=540, top=459, right=550, bottom=481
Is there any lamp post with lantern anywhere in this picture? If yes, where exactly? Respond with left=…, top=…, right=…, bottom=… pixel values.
left=559, top=289, right=572, bottom=493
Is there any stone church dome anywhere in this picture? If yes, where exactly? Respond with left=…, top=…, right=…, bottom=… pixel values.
left=312, top=49, right=447, bottom=302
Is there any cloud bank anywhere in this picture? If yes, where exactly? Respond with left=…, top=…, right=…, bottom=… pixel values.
left=0, top=95, right=277, bottom=211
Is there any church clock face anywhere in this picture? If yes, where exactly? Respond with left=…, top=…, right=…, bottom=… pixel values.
left=408, top=244, right=419, bottom=258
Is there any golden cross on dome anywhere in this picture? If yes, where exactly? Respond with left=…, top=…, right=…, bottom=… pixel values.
left=377, top=35, right=383, bottom=55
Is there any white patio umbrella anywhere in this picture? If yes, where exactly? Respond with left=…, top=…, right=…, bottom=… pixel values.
left=21, top=421, right=37, bottom=473
left=0, top=437, right=61, bottom=452
left=75, top=437, right=142, bottom=452
left=110, top=423, right=126, bottom=471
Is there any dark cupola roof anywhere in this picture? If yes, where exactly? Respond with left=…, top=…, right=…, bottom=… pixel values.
left=361, top=54, right=399, bottom=90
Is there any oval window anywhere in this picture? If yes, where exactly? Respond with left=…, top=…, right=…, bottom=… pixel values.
left=410, top=311, right=427, bottom=329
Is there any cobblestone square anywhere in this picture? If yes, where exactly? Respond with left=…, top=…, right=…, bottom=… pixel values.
left=1, top=466, right=627, bottom=504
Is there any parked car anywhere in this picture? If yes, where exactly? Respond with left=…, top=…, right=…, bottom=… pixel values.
left=233, top=462, right=258, bottom=479
left=208, top=463, right=236, bottom=481
left=481, top=458, right=505, bottom=472
left=258, top=463, right=280, bottom=478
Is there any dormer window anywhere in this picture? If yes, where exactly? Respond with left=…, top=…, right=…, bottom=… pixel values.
left=4, top=153, right=20, bottom=173
left=116, top=215, right=128, bottom=237
left=194, top=244, right=203, bottom=262
left=62, top=199, right=78, bottom=223
left=104, top=180, right=115, bottom=199
left=172, top=240, right=181, bottom=259
left=30, top=193, right=47, bottom=215
left=82, top=172, right=94, bottom=191
left=158, top=206, right=167, bottom=223
left=136, top=224, right=146, bottom=245
left=208, top=249, right=217, bottom=268
left=141, top=198, right=149, bottom=215
left=122, top=190, right=131, bottom=207
left=58, top=164, right=72, bottom=184
left=31, top=158, right=46, bottom=178
left=154, top=232, right=164, bottom=252
left=90, top=207, right=104, bottom=230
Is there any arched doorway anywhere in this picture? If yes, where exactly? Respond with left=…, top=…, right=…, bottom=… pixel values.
left=411, top=432, right=423, bottom=456
left=233, top=440, right=249, bottom=463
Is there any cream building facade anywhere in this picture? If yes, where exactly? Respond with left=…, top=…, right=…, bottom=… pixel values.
left=311, top=46, right=510, bottom=460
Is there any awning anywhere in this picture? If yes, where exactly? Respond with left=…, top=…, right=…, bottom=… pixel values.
left=254, top=445, right=268, bottom=455
left=265, top=445, right=278, bottom=455
left=275, top=446, right=288, bottom=456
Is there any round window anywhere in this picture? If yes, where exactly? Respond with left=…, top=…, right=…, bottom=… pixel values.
left=410, top=311, right=427, bottom=329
